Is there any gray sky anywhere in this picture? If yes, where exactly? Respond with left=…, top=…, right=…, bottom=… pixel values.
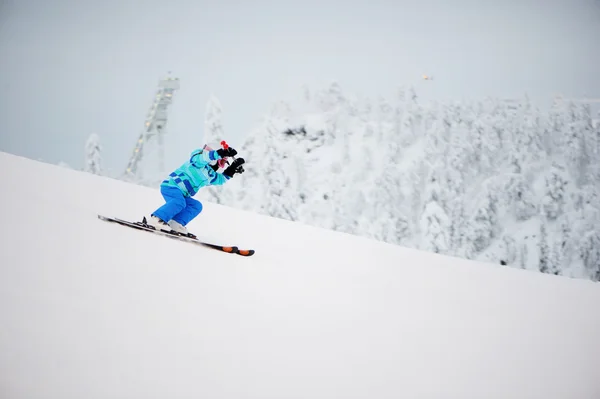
left=1, top=0, right=599, bottom=174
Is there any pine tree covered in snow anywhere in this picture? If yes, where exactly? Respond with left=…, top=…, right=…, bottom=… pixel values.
left=542, top=163, right=568, bottom=221
left=370, top=158, right=412, bottom=245
left=538, top=223, right=553, bottom=274
left=579, top=230, right=600, bottom=281
left=420, top=200, right=450, bottom=254
left=501, top=235, right=518, bottom=266
left=549, top=241, right=563, bottom=276
left=519, top=243, right=529, bottom=270
left=552, top=214, right=573, bottom=274
left=204, top=95, right=224, bottom=143
left=261, top=122, right=300, bottom=222
left=463, top=188, right=500, bottom=258
left=562, top=102, right=589, bottom=186
left=84, top=133, right=102, bottom=175
left=504, top=173, right=537, bottom=221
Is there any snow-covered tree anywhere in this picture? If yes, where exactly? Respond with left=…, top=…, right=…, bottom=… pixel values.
left=474, top=115, right=501, bottom=175
left=204, top=94, right=224, bottom=143
left=249, top=108, right=305, bottom=222
left=419, top=200, right=450, bottom=254
left=519, top=243, right=529, bottom=270
left=538, top=223, right=551, bottom=274
left=316, top=81, right=345, bottom=113
left=410, top=159, right=428, bottom=236
left=560, top=102, right=593, bottom=187
left=370, top=164, right=411, bottom=245
left=505, top=173, right=537, bottom=221
left=464, top=190, right=500, bottom=257
left=262, top=156, right=299, bottom=221
left=416, top=162, right=451, bottom=253
left=549, top=241, right=563, bottom=276
left=84, top=133, right=102, bottom=175
left=542, top=164, right=568, bottom=220
left=448, top=199, right=467, bottom=257
left=222, top=113, right=273, bottom=211
left=546, top=97, right=567, bottom=154
left=501, top=235, right=518, bottom=266
left=579, top=230, right=600, bottom=281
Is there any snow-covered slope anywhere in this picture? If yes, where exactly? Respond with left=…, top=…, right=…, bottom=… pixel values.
left=1, top=151, right=599, bottom=399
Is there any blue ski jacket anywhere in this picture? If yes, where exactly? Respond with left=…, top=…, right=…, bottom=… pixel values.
left=160, top=148, right=230, bottom=197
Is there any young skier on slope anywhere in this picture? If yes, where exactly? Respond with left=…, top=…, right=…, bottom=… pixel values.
left=145, top=142, right=245, bottom=237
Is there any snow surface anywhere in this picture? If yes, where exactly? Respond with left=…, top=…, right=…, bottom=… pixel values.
left=1, top=151, right=599, bottom=399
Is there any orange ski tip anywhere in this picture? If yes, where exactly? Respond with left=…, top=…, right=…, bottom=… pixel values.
left=238, top=249, right=255, bottom=256
left=223, top=246, right=235, bottom=253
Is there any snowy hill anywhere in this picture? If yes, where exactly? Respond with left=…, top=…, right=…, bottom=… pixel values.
left=1, top=151, right=599, bottom=399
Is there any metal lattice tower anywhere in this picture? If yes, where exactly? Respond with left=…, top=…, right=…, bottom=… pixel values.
left=124, top=73, right=180, bottom=182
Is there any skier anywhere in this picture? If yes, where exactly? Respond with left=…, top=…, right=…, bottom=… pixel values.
left=145, top=143, right=245, bottom=237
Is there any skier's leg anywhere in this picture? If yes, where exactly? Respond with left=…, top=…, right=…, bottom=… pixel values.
left=172, top=197, right=203, bottom=226
left=152, top=186, right=187, bottom=222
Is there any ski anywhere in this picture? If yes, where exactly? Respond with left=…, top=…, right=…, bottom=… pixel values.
left=97, top=215, right=255, bottom=257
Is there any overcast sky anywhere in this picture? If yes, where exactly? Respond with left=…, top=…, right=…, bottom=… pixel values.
left=1, top=0, right=599, bottom=174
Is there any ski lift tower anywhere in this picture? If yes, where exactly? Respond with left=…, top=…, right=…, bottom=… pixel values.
left=123, top=73, right=180, bottom=184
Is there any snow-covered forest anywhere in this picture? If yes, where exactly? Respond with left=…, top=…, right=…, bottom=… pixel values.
left=84, top=133, right=102, bottom=175
left=198, top=83, right=600, bottom=281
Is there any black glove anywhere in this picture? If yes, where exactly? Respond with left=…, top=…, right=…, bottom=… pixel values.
left=217, top=147, right=237, bottom=158
left=223, top=157, right=245, bottom=177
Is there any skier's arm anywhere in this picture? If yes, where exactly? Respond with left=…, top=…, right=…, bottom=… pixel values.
left=210, top=173, right=231, bottom=186
left=189, top=147, right=237, bottom=168
left=209, top=157, right=245, bottom=186
left=189, top=149, right=221, bottom=168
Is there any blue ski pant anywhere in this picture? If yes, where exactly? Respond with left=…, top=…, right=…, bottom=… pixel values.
left=152, top=185, right=203, bottom=226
